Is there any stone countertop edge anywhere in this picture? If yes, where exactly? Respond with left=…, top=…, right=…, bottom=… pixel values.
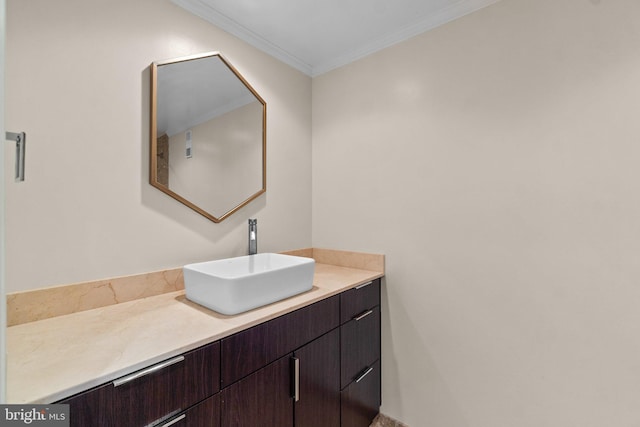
left=6, top=249, right=384, bottom=404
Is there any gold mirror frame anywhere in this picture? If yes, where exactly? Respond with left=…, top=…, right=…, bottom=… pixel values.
left=150, top=52, right=266, bottom=223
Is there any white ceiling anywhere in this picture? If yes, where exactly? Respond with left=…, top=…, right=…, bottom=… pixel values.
left=172, top=0, right=501, bottom=77
left=156, top=54, right=259, bottom=137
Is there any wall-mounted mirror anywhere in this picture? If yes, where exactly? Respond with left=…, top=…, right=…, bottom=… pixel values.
left=150, top=52, right=266, bottom=223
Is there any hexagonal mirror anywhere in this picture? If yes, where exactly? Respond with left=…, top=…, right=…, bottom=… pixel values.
left=150, top=52, right=266, bottom=223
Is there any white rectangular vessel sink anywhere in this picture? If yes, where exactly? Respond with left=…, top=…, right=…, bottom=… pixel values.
left=183, top=253, right=315, bottom=315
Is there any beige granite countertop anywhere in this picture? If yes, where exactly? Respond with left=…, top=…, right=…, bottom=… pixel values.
left=7, top=250, right=383, bottom=404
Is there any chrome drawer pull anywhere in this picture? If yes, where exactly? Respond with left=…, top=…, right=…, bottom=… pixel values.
left=355, top=281, right=372, bottom=290
left=353, top=309, right=373, bottom=322
left=159, top=414, right=186, bottom=427
left=112, top=356, right=185, bottom=387
left=355, top=366, right=374, bottom=383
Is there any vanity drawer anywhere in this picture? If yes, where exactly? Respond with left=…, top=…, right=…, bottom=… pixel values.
left=340, top=279, right=380, bottom=324
left=155, top=393, right=220, bottom=427
left=340, top=305, right=380, bottom=389
left=341, top=360, right=381, bottom=427
left=221, top=295, right=340, bottom=387
left=60, top=382, right=113, bottom=426
left=111, top=341, right=220, bottom=427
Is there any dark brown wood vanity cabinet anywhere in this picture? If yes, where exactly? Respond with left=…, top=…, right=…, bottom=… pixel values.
left=60, top=341, right=221, bottom=427
left=339, top=279, right=382, bottom=427
left=58, top=383, right=113, bottom=426
left=58, top=278, right=382, bottom=427
left=219, top=330, right=341, bottom=427
left=220, top=295, right=341, bottom=427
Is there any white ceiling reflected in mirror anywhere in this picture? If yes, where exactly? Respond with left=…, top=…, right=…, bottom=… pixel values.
left=150, top=52, right=266, bottom=223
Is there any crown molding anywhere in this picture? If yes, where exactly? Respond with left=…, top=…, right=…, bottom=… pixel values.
left=172, top=0, right=313, bottom=75
left=173, top=0, right=501, bottom=78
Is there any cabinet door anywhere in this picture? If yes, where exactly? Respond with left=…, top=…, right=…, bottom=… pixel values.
left=221, top=355, right=294, bottom=427
left=341, top=360, right=381, bottom=427
left=294, top=329, right=340, bottom=427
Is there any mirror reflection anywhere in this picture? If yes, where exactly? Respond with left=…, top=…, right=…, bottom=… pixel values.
left=150, top=52, right=266, bottom=223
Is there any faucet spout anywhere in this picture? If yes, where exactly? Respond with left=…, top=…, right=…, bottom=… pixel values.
left=248, top=219, right=257, bottom=255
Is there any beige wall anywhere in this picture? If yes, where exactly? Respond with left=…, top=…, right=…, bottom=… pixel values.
left=5, top=0, right=312, bottom=292
left=7, top=0, right=640, bottom=424
left=313, top=0, right=640, bottom=425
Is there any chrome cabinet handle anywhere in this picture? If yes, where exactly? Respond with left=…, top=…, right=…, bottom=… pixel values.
left=159, top=414, right=186, bottom=427
left=6, top=131, right=26, bottom=182
left=292, top=357, right=300, bottom=402
left=353, top=309, right=373, bottom=321
left=355, top=281, right=372, bottom=290
left=355, top=366, right=374, bottom=383
left=112, top=356, right=185, bottom=387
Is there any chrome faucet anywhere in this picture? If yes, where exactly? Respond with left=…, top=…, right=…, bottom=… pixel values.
left=248, top=219, right=257, bottom=255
